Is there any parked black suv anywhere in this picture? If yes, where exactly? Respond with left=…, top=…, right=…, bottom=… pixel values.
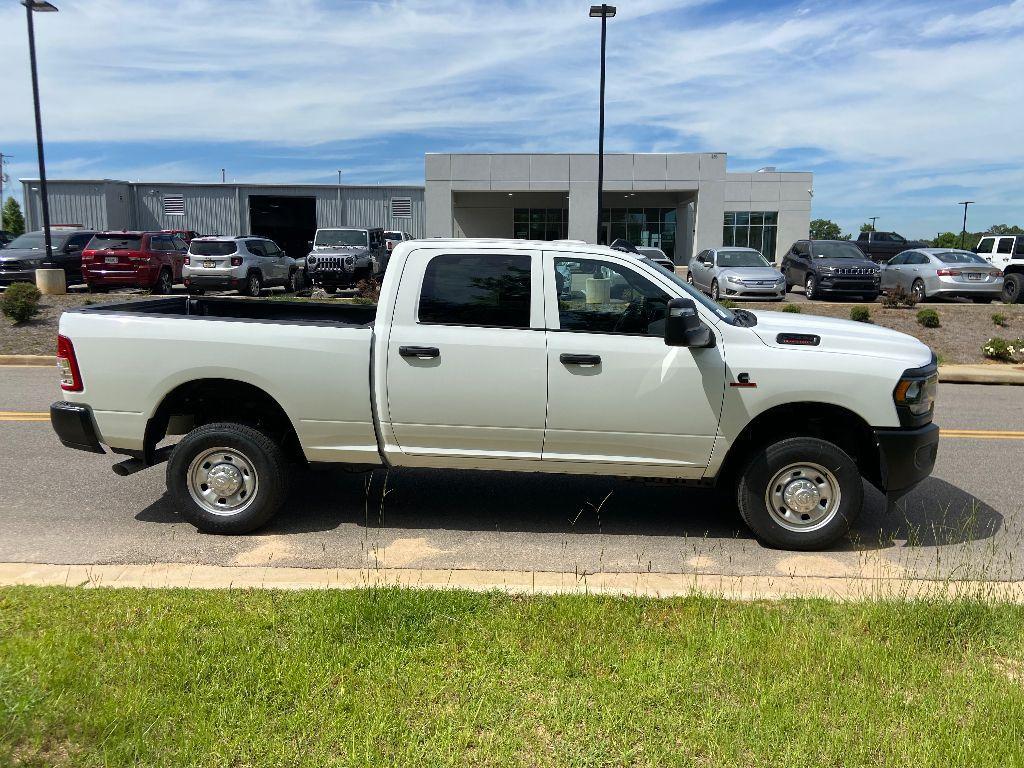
left=855, top=231, right=927, bottom=263
left=0, top=228, right=97, bottom=286
left=781, top=239, right=881, bottom=301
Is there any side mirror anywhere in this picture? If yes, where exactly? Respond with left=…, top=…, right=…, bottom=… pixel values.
left=971, top=247, right=979, bottom=253
left=665, top=297, right=713, bottom=348
left=307, top=240, right=314, bottom=247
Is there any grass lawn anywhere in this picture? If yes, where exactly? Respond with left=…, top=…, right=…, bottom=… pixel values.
left=2, top=588, right=1024, bottom=766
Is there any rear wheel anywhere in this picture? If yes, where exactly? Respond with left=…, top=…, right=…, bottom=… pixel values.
left=167, top=422, right=289, bottom=534
left=737, top=436, right=863, bottom=550
left=1002, top=273, right=1023, bottom=304
left=244, top=271, right=262, bottom=297
left=152, top=268, right=173, bottom=295
left=911, top=278, right=926, bottom=303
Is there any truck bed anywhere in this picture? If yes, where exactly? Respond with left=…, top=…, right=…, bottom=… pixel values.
left=72, top=295, right=377, bottom=327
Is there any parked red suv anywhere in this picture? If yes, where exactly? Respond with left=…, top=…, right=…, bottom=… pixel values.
left=82, top=232, right=188, bottom=293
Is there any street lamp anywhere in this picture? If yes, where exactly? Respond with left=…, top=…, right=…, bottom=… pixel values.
left=23, top=0, right=58, bottom=261
left=590, top=4, right=615, bottom=245
left=868, top=216, right=878, bottom=232
left=958, top=201, right=974, bottom=250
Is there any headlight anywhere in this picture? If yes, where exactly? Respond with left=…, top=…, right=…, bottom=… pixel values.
left=893, top=371, right=938, bottom=423
left=25, top=257, right=45, bottom=267
left=307, top=256, right=317, bottom=268
left=724, top=275, right=742, bottom=284
left=344, top=256, right=354, bottom=266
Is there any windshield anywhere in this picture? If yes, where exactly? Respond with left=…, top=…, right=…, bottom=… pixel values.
left=87, top=234, right=142, bottom=251
left=384, top=232, right=403, bottom=241
left=935, top=251, right=987, bottom=264
left=190, top=240, right=237, bottom=256
left=811, top=241, right=865, bottom=259
left=5, top=232, right=70, bottom=250
left=315, top=230, right=367, bottom=248
left=718, top=249, right=770, bottom=268
left=642, top=258, right=738, bottom=324
left=637, top=247, right=666, bottom=258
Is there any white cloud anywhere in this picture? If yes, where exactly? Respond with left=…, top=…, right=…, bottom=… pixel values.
left=0, top=0, right=1021, bottom=236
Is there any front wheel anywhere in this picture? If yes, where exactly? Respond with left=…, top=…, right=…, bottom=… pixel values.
left=711, top=280, right=721, bottom=301
left=685, top=272, right=694, bottom=285
left=167, top=422, right=289, bottom=534
left=805, top=274, right=819, bottom=300
left=284, top=270, right=297, bottom=293
left=736, top=437, right=863, bottom=550
left=1002, top=273, right=1023, bottom=304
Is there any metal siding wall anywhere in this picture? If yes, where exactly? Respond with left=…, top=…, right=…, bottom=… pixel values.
left=136, top=185, right=240, bottom=235
left=20, top=181, right=108, bottom=230
left=342, top=187, right=425, bottom=236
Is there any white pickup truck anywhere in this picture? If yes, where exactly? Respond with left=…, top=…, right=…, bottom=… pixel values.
left=50, top=239, right=940, bottom=550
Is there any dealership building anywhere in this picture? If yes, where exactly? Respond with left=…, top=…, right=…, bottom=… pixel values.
left=22, top=152, right=811, bottom=263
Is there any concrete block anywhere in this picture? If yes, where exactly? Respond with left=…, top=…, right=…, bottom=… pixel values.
left=451, top=155, right=491, bottom=181
left=667, top=154, right=701, bottom=180
left=725, top=180, right=752, bottom=202
left=490, top=155, right=530, bottom=182
left=35, top=269, right=66, bottom=295
left=425, top=154, right=451, bottom=181
left=781, top=181, right=813, bottom=202
left=750, top=182, right=781, bottom=202
left=570, top=154, right=599, bottom=182
left=699, top=153, right=727, bottom=180
left=603, top=155, right=634, bottom=180
left=530, top=154, right=570, bottom=182
left=632, top=154, right=667, bottom=182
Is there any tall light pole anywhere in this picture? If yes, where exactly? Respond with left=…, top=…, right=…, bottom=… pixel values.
left=0, top=153, right=12, bottom=214
left=590, top=4, right=616, bottom=245
left=868, top=216, right=878, bottom=232
left=958, top=201, right=974, bottom=249
left=23, top=1, right=58, bottom=258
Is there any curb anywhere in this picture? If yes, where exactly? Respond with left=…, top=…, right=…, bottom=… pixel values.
left=939, top=365, right=1024, bottom=385
left=0, top=354, right=54, bottom=367
left=0, top=562, right=1021, bottom=602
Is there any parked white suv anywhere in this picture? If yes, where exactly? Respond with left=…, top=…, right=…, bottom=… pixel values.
left=184, top=236, right=297, bottom=297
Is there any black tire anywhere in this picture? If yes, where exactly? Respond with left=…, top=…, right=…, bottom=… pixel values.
left=685, top=272, right=694, bottom=285
left=969, top=296, right=993, bottom=304
left=863, top=292, right=879, bottom=302
left=911, top=278, right=926, bottom=303
left=86, top=283, right=108, bottom=294
left=244, top=271, right=262, bottom=297
left=284, top=270, right=297, bottom=293
left=736, top=436, right=863, bottom=551
left=711, top=280, right=720, bottom=301
left=166, top=422, right=289, bottom=534
left=1002, top=273, right=1023, bottom=304
left=187, top=285, right=205, bottom=296
left=805, top=274, right=819, bottom=300
left=152, top=268, right=173, bottom=295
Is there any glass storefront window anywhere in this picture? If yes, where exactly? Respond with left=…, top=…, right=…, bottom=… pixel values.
left=514, top=208, right=568, bottom=241
left=723, top=210, right=779, bottom=263
left=600, top=207, right=678, bottom=261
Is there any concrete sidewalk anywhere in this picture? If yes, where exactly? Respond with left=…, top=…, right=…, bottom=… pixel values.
left=1, top=561, right=1021, bottom=602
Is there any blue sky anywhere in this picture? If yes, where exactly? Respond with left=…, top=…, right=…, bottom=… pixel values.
left=1, top=0, right=1022, bottom=238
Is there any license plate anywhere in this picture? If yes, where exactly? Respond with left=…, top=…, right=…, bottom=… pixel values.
left=967, top=273, right=982, bottom=280
left=105, top=256, right=118, bottom=264
left=204, top=260, right=215, bottom=268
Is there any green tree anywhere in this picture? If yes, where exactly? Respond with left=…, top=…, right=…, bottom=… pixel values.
left=2, top=197, right=25, bottom=236
left=931, top=232, right=961, bottom=248
left=859, top=222, right=874, bottom=232
left=808, top=218, right=850, bottom=240
left=988, top=224, right=1024, bottom=235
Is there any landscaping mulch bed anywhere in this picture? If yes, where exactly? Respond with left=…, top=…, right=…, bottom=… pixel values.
left=745, top=300, right=1024, bottom=365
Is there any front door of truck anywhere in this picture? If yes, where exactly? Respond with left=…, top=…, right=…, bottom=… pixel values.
left=542, top=253, right=725, bottom=473
left=384, top=247, right=547, bottom=460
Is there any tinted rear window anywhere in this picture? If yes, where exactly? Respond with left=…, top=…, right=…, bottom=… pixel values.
left=190, top=241, right=238, bottom=256
left=418, top=254, right=531, bottom=328
left=87, top=234, right=142, bottom=250
left=935, top=251, right=987, bottom=264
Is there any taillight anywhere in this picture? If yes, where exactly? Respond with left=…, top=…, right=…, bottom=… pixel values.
left=936, top=268, right=961, bottom=276
left=387, top=241, right=395, bottom=251
left=183, top=255, right=190, bottom=266
left=990, top=269, right=1002, bottom=277
left=56, top=334, right=83, bottom=392
left=230, top=256, right=242, bottom=266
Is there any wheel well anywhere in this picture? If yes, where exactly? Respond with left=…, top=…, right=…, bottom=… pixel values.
left=717, top=402, right=880, bottom=489
left=144, top=378, right=303, bottom=464
left=1004, top=265, right=1024, bottom=276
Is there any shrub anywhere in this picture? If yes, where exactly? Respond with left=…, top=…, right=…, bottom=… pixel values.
left=992, top=313, right=1008, bottom=328
left=1, top=282, right=42, bottom=324
left=353, top=277, right=381, bottom=305
left=850, top=306, right=872, bottom=323
left=982, top=337, right=1021, bottom=362
left=717, top=298, right=737, bottom=309
left=781, top=303, right=802, bottom=313
left=882, top=285, right=918, bottom=308
left=916, top=308, right=940, bottom=328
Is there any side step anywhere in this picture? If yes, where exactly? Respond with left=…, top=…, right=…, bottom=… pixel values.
left=112, top=445, right=174, bottom=477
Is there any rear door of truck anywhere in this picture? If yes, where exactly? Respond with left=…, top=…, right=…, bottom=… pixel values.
left=382, top=246, right=547, bottom=461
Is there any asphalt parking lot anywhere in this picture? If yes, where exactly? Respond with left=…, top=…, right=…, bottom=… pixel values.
left=1, top=366, right=1022, bottom=582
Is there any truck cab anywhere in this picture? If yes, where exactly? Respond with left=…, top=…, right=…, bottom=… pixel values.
left=856, top=231, right=928, bottom=264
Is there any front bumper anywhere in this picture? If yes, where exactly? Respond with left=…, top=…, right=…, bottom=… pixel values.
left=50, top=401, right=105, bottom=454
left=874, top=422, right=940, bottom=499
left=0, top=267, right=38, bottom=285
left=818, top=277, right=880, bottom=294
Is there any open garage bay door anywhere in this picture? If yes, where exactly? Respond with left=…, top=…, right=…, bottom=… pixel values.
left=248, top=195, right=317, bottom=260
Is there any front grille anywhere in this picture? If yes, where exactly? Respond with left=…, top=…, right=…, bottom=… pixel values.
left=0, top=261, right=23, bottom=270
left=833, top=267, right=875, bottom=276
left=312, top=256, right=352, bottom=271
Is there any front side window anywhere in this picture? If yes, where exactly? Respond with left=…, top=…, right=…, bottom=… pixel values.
left=419, top=253, right=531, bottom=328
left=264, top=241, right=282, bottom=256
left=248, top=241, right=267, bottom=257
left=794, top=242, right=810, bottom=258
left=553, top=257, right=671, bottom=336
left=888, top=253, right=906, bottom=265
left=976, top=237, right=995, bottom=254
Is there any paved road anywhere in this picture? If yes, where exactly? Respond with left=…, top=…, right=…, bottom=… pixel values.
left=1, top=366, right=1021, bottom=581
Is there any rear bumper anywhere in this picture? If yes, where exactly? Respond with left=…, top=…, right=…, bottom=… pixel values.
left=874, top=422, right=940, bottom=499
left=184, top=274, right=245, bottom=289
left=50, top=401, right=105, bottom=454
left=928, top=278, right=1002, bottom=297
left=83, top=265, right=159, bottom=286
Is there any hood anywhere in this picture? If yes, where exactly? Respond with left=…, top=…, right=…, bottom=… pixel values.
left=719, top=266, right=783, bottom=280
left=812, top=257, right=877, bottom=270
left=309, top=245, right=369, bottom=256
left=750, top=310, right=932, bottom=365
left=0, top=247, right=47, bottom=263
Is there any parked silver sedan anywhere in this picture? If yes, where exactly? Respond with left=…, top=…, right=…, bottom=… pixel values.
left=686, top=247, right=785, bottom=301
left=881, top=248, right=1003, bottom=302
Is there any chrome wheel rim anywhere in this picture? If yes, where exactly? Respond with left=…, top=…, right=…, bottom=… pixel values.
left=711, top=282, right=719, bottom=299
left=249, top=276, right=260, bottom=295
left=912, top=281, right=924, bottom=300
left=187, top=447, right=258, bottom=516
left=686, top=273, right=693, bottom=284
left=806, top=276, right=815, bottom=297
left=764, top=461, right=842, bottom=532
